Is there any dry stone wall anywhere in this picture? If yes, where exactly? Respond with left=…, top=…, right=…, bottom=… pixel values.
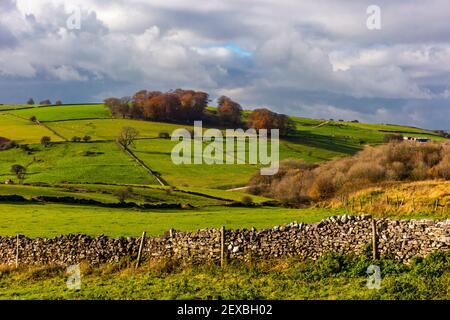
left=0, top=215, right=448, bottom=266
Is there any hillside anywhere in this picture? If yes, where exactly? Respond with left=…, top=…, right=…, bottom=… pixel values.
left=0, top=103, right=444, bottom=188
left=0, top=103, right=447, bottom=237
left=325, top=180, right=450, bottom=219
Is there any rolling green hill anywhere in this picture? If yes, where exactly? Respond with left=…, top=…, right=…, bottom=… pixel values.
left=0, top=103, right=446, bottom=237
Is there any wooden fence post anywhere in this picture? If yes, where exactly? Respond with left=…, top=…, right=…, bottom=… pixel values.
left=371, top=218, right=378, bottom=260
left=220, top=226, right=225, bottom=268
left=136, top=231, right=146, bottom=268
left=15, top=234, right=19, bottom=268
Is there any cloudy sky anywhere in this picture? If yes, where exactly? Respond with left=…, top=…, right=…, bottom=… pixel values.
left=1, top=0, right=450, bottom=129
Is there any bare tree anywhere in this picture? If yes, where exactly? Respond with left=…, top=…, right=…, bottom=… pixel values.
left=114, top=186, right=133, bottom=203
left=117, top=126, right=139, bottom=148
left=10, top=164, right=26, bottom=184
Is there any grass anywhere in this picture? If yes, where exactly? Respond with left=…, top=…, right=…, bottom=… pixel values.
left=176, top=186, right=271, bottom=203
left=0, top=252, right=448, bottom=299
left=0, top=104, right=34, bottom=111
left=46, top=118, right=193, bottom=141
left=0, top=142, right=158, bottom=185
left=326, top=180, right=450, bottom=219
left=0, top=113, right=62, bottom=144
left=2, top=104, right=446, bottom=189
left=0, top=203, right=337, bottom=237
left=7, top=104, right=110, bottom=122
left=0, top=184, right=230, bottom=207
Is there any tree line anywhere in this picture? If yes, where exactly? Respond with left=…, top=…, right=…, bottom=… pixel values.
left=26, top=98, right=63, bottom=105
left=104, top=89, right=295, bottom=137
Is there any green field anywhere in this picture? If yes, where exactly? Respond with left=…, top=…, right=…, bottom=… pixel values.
left=0, top=203, right=335, bottom=237
left=7, top=104, right=110, bottom=122
left=0, top=103, right=447, bottom=237
left=0, top=113, right=62, bottom=144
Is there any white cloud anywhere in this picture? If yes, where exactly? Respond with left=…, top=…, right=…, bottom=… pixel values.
left=48, top=65, right=87, bottom=81
left=0, top=0, right=450, bottom=128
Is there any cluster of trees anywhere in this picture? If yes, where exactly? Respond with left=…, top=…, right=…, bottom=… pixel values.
left=105, top=89, right=295, bottom=137
left=248, top=141, right=450, bottom=207
left=105, top=89, right=208, bottom=123
left=247, top=108, right=296, bottom=136
left=71, top=135, right=92, bottom=143
left=27, top=99, right=62, bottom=105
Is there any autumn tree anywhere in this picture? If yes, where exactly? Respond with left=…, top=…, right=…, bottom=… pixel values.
left=143, top=93, right=181, bottom=121
left=109, top=89, right=209, bottom=123
left=174, top=89, right=209, bottom=121
left=104, top=97, right=129, bottom=118
left=217, top=96, right=242, bottom=126
left=247, top=108, right=295, bottom=137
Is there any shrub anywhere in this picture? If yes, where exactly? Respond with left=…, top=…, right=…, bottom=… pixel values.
left=40, top=136, right=51, bottom=147
left=347, top=162, right=385, bottom=183
left=158, top=131, right=170, bottom=139
left=29, top=116, right=37, bottom=122
left=113, top=187, right=133, bottom=203
left=0, top=138, right=17, bottom=151
left=10, top=164, right=26, bottom=183
left=39, top=99, right=51, bottom=105
left=248, top=141, right=450, bottom=205
left=384, top=134, right=403, bottom=142
left=435, top=157, right=450, bottom=179
left=82, top=135, right=92, bottom=143
left=71, top=136, right=81, bottom=142
left=241, top=196, right=253, bottom=206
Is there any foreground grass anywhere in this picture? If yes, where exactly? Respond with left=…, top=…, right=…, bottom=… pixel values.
left=0, top=204, right=338, bottom=237
left=1, top=252, right=448, bottom=300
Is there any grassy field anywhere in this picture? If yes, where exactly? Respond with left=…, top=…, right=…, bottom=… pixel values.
left=1, top=252, right=448, bottom=299
left=0, top=203, right=337, bottom=237
left=0, top=103, right=448, bottom=236
left=46, top=118, right=192, bottom=141
left=0, top=142, right=158, bottom=185
left=7, top=104, right=110, bottom=122
left=0, top=113, right=62, bottom=144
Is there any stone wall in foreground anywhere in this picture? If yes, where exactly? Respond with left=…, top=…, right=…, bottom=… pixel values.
left=0, top=215, right=448, bottom=266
